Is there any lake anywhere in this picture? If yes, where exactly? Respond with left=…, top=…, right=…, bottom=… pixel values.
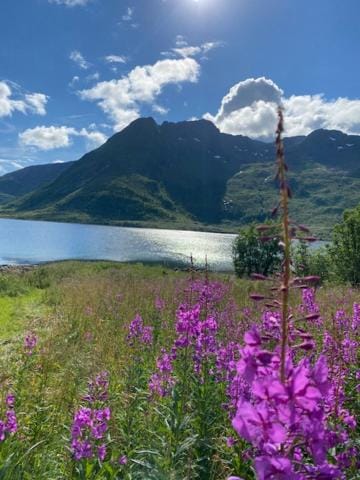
left=0, top=218, right=237, bottom=271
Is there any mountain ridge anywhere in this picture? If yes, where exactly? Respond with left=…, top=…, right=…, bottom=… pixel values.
left=0, top=118, right=359, bottom=238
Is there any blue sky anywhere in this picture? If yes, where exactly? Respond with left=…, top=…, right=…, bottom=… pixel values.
left=1, top=0, right=360, bottom=173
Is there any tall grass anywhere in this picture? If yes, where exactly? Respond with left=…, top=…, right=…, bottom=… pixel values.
left=0, top=261, right=357, bottom=479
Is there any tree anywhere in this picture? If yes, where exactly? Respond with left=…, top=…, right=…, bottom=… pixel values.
left=292, top=240, right=332, bottom=283
left=232, top=224, right=282, bottom=278
left=329, top=205, right=360, bottom=285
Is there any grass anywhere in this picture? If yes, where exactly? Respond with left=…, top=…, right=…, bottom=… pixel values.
left=0, top=290, right=43, bottom=340
left=0, top=262, right=358, bottom=479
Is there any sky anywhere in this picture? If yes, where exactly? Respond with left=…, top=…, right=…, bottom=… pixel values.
left=1, top=0, right=360, bottom=173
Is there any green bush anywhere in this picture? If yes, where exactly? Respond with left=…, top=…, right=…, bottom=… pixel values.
left=232, top=224, right=281, bottom=278
left=329, top=205, right=360, bottom=285
left=292, top=241, right=332, bottom=282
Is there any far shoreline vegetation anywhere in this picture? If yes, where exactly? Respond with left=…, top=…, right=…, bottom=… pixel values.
left=0, top=211, right=334, bottom=240
left=0, top=212, right=240, bottom=236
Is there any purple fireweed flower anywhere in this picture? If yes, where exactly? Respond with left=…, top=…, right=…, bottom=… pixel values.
left=149, top=349, right=176, bottom=397
left=24, top=332, right=38, bottom=355
left=141, top=326, right=153, bottom=345
left=352, top=303, right=360, bottom=330
left=254, top=456, right=299, bottom=480
left=127, top=314, right=143, bottom=342
left=230, top=320, right=352, bottom=479
left=127, top=314, right=153, bottom=346
left=226, top=436, right=236, bottom=447
left=5, top=394, right=15, bottom=408
left=83, top=331, right=93, bottom=342
left=71, top=373, right=111, bottom=462
left=0, top=393, right=17, bottom=442
left=119, top=455, right=128, bottom=465
left=84, top=306, right=93, bottom=316
left=71, top=406, right=111, bottom=460
left=97, top=444, right=106, bottom=462
left=155, top=297, right=165, bottom=310
left=83, top=371, right=109, bottom=404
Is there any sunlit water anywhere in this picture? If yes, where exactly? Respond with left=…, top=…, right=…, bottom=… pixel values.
left=0, top=218, right=237, bottom=271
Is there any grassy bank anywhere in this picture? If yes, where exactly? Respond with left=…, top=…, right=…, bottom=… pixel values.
left=0, top=262, right=358, bottom=479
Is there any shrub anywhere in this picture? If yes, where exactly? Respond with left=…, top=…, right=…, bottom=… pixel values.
left=232, top=224, right=281, bottom=278
left=329, top=205, right=360, bottom=285
left=292, top=241, right=332, bottom=282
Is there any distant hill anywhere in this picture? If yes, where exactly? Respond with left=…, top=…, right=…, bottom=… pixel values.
left=0, top=162, right=74, bottom=203
left=0, top=118, right=359, bottom=238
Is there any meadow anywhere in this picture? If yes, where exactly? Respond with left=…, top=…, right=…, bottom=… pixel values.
left=0, top=260, right=358, bottom=479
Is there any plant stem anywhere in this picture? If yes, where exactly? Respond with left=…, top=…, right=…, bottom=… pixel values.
left=276, top=108, right=291, bottom=383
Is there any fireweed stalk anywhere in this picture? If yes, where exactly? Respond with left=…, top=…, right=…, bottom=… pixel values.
left=71, top=372, right=111, bottom=464
left=276, top=109, right=291, bottom=383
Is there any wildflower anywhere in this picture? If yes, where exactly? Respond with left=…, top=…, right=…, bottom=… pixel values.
left=127, top=314, right=153, bottom=346
left=226, top=436, right=236, bottom=447
left=24, top=332, right=38, bottom=355
left=141, top=326, right=153, bottom=345
left=155, top=297, right=165, bottom=310
left=71, top=373, right=111, bottom=462
left=0, top=393, right=17, bottom=442
left=119, top=455, right=128, bottom=465
left=84, top=306, right=93, bottom=316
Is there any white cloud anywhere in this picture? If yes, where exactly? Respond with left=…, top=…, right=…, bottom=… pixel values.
left=105, top=55, right=127, bottom=64
left=19, top=126, right=75, bottom=150
left=162, top=36, right=224, bottom=59
left=0, top=81, right=48, bottom=118
left=122, top=6, right=134, bottom=21
left=152, top=104, right=169, bottom=115
left=205, top=77, right=360, bottom=140
left=86, top=72, right=100, bottom=82
left=69, top=76, right=80, bottom=88
left=80, top=57, right=200, bottom=130
left=173, top=41, right=223, bottom=58
left=70, top=50, right=91, bottom=70
left=19, top=125, right=107, bottom=151
left=175, top=35, right=187, bottom=47
left=24, top=93, right=48, bottom=115
left=49, top=0, right=90, bottom=6
left=283, top=95, right=360, bottom=136
left=0, top=158, right=27, bottom=174
left=78, top=128, right=107, bottom=147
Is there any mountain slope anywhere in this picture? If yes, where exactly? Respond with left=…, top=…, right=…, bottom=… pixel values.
left=0, top=119, right=359, bottom=237
left=3, top=118, right=273, bottom=223
left=0, top=161, right=74, bottom=203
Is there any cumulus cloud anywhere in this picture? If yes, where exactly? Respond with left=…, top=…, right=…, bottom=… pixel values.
left=70, top=50, right=91, bottom=70
left=0, top=81, right=48, bottom=118
left=80, top=57, right=200, bottom=131
left=49, top=0, right=90, bottom=6
left=19, top=125, right=107, bottom=150
left=205, top=77, right=360, bottom=140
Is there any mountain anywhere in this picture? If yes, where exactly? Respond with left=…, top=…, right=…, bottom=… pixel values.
left=0, top=119, right=359, bottom=238
left=0, top=161, right=74, bottom=203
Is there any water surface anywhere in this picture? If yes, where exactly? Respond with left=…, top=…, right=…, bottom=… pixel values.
left=0, top=218, right=236, bottom=271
